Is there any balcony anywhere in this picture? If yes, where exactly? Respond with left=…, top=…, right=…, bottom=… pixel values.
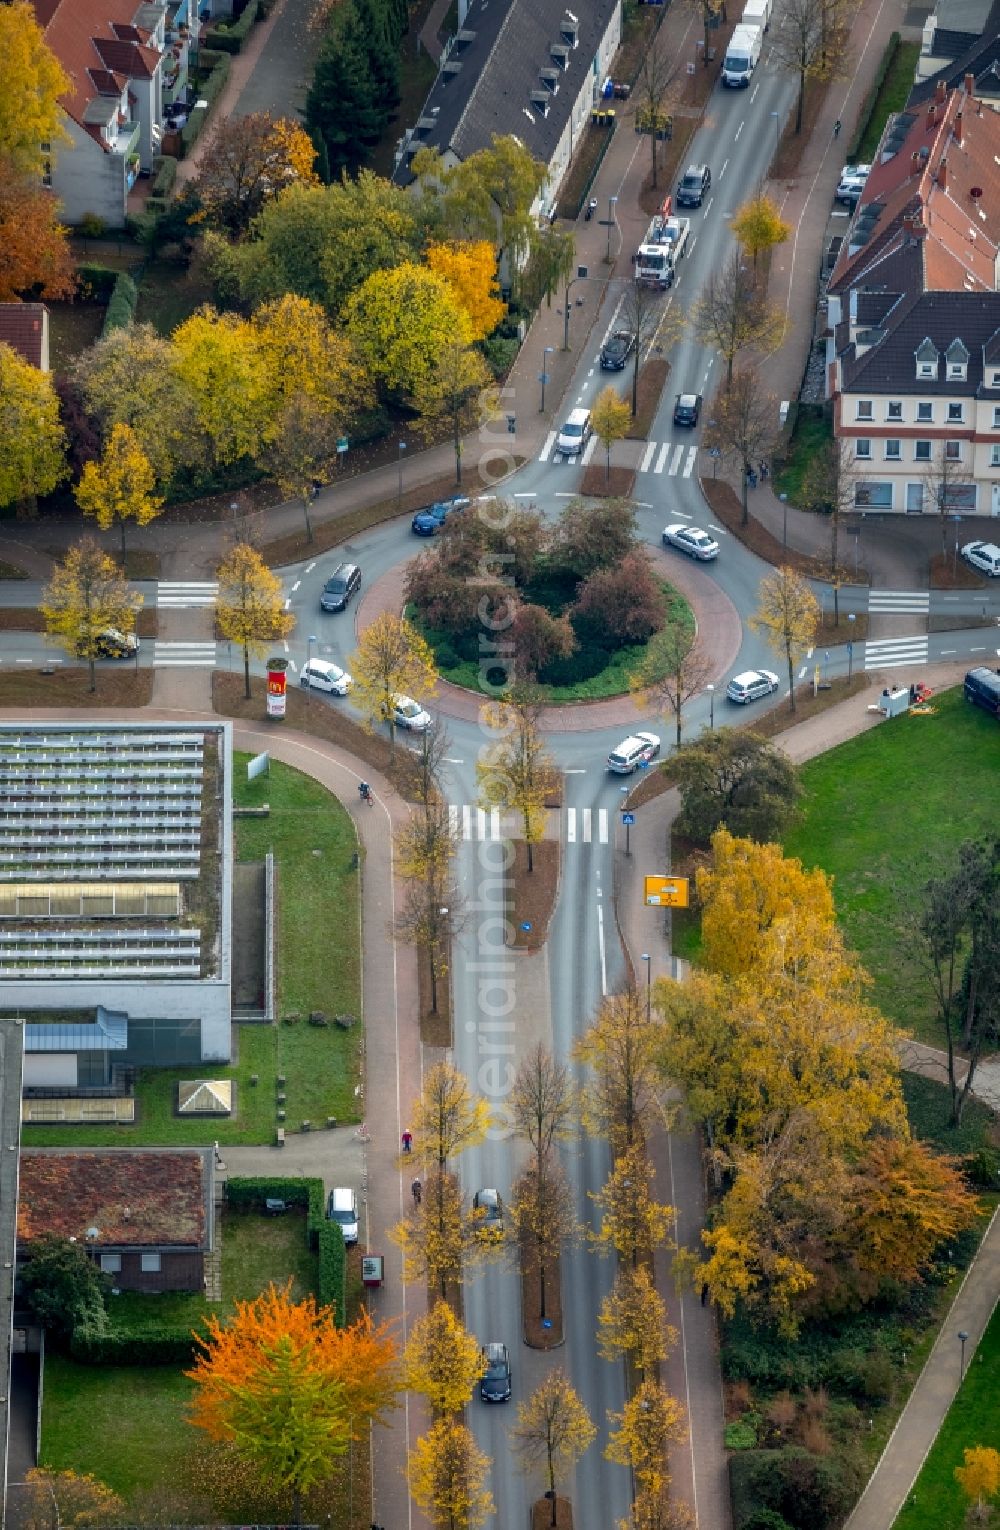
left=163, top=53, right=189, bottom=105
left=110, top=117, right=141, bottom=158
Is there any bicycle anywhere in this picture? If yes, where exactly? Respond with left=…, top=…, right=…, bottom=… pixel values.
left=411, top=1178, right=422, bottom=1206
left=358, top=781, right=374, bottom=806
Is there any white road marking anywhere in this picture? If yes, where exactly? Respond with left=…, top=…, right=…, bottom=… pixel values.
left=587, top=368, right=594, bottom=378
left=513, top=492, right=536, bottom=499
left=639, top=441, right=657, bottom=473
left=688, top=234, right=698, bottom=256
left=284, top=598, right=291, bottom=609
left=683, top=446, right=697, bottom=478
left=539, top=431, right=557, bottom=462
left=720, top=158, right=729, bottom=178
left=597, top=901, right=608, bottom=996
left=798, top=666, right=807, bottom=678
left=941, top=649, right=957, bottom=654
left=305, top=561, right=316, bottom=574
left=806, top=647, right=814, bottom=659
left=735, top=121, right=745, bottom=140
left=654, top=443, right=671, bottom=474
left=707, top=523, right=726, bottom=535
left=581, top=433, right=598, bottom=465
left=598, top=808, right=608, bottom=843
left=443, top=757, right=464, bottom=764
left=704, top=196, right=714, bottom=215
left=582, top=808, right=592, bottom=842
left=567, top=809, right=577, bottom=844
left=291, top=579, right=301, bottom=592
left=750, top=81, right=760, bottom=102
left=669, top=444, right=684, bottom=476
left=564, top=768, right=587, bottom=773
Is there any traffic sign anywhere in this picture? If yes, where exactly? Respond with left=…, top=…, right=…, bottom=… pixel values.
left=336, top=437, right=349, bottom=453
left=644, top=875, right=689, bottom=908
left=521, top=921, right=532, bottom=933
left=622, top=812, right=636, bottom=825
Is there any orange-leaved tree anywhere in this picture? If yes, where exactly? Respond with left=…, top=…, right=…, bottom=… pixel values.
left=187, top=1284, right=399, bottom=1524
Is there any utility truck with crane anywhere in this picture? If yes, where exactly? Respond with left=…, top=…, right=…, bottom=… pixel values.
left=634, top=196, right=690, bottom=289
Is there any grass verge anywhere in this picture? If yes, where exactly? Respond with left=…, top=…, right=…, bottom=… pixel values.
left=701, top=477, right=870, bottom=600
left=772, top=404, right=834, bottom=502
left=23, top=755, right=362, bottom=1147
left=854, top=41, right=921, bottom=163
left=627, top=359, right=670, bottom=439
left=507, top=838, right=560, bottom=951
left=0, top=667, right=153, bottom=707
left=783, top=686, right=1000, bottom=1042
left=891, top=1301, right=1000, bottom=1530
left=581, top=464, right=636, bottom=498
left=521, top=1241, right=564, bottom=1348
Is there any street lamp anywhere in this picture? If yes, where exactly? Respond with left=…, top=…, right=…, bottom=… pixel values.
left=847, top=613, right=855, bottom=682
left=607, top=195, right=618, bottom=262
left=706, top=683, right=715, bottom=729
left=307, top=633, right=317, bottom=668
left=770, top=110, right=780, bottom=154
left=539, top=346, right=555, bottom=413
left=397, top=441, right=407, bottom=510
left=562, top=264, right=589, bottom=351
left=779, top=491, right=788, bottom=547
left=641, top=952, right=651, bottom=1021
left=959, top=1330, right=969, bottom=1381
left=230, top=500, right=239, bottom=534
left=620, top=785, right=631, bottom=856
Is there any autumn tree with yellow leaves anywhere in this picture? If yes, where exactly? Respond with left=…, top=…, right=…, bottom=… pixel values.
left=590, top=1144, right=675, bottom=1270
left=21, top=1468, right=125, bottom=1530
left=394, top=799, right=460, bottom=1015
left=73, top=324, right=198, bottom=489
left=408, top=1420, right=495, bottom=1530
left=0, top=343, right=67, bottom=514
left=956, top=1445, right=1000, bottom=1521
left=193, top=111, right=319, bottom=236
left=574, top=989, right=663, bottom=1155
left=598, top=1265, right=674, bottom=1379
left=606, top=1378, right=687, bottom=1499
left=172, top=309, right=271, bottom=471
left=349, top=611, right=438, bottom=757
left=426, top=241, right=506, bottom=341
left=511, top=1151, right=577, bottom=1325
left=41, top=538, right=138, bottom=694
left=411, top=1060, right=491, bottom=1172
left=391, top=1168, right=467, bottom=1300
left=0, top=1, right=70, bottom=174
left=512, top=1370, right=596, bottom=1526
left=187, top=1285, right=398, bottom=1525
left=75, top=423, right=163, bottom=563
left=404, top=1299, right=485, bottom=1416
left=477, top=687, right=558, bottom=873
left=730, top=193, right=791, bottom=271
left=750, top=565, right=819, bottom=711
left=413, top=338, right=492, bottom=486
left=342, top=262, right=471, bottom=400
left=215, top=542, right=294, bottom=699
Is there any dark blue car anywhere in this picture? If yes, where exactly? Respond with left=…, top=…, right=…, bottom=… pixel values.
left=410, top=495, right=471, bottom=536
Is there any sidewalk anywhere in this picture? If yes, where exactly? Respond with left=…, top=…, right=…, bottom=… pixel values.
left=615, top=659, right=981, bottom=1530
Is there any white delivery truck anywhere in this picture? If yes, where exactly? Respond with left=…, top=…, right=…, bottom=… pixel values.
left=635, top=213, right=691, bottom=288
left=722, top=23, right=762, bottom=86
left=741, top=0, right=772, bottom=30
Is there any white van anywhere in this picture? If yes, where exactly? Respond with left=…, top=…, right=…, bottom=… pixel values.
left=741, top=0, right=771, bottom=30
left=557, top=408, right=592, bottom=456
left=722, top=23, right=762, bottom=86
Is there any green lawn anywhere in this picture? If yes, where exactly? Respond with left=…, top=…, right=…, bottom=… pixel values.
left=891, top=1304, right=1000, bottom=1530
left=773, top=405, right=833, bottom=502
left=41, top=1212, right=318, bottom=1502
left=855, top=41, right=922, bottom=164
left=23, top=756, right=362, bottom=1147
left=783, top=687, right=1000, bottom=1043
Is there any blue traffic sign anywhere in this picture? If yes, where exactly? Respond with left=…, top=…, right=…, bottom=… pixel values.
left=521, top=921, right=532, bottom=932
left=622, top=812, right=636, bottom=825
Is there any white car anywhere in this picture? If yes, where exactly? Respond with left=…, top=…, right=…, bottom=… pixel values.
left=608, top=732, right=661, bottom=774
left=836, top=164, right=871, bottom=204
left=961, top=540, right=1000, bottom=577
left=393, top=695, right=432, bottom=732
left=726, top=668, right=780, bottom=704
left=300, top=659, right=352, bottom=694
left=662, top=524, right=720, bottom=561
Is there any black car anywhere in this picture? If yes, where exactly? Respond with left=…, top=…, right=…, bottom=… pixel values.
left=600, top=329, right=635, bottom=370
left=319, top=563, right=361, bottom=612
left=673, top=392, right=702, bottom=426
left=676, top=164, right=711, bottom=207
left=480, top=1342, right=511, bottom=1403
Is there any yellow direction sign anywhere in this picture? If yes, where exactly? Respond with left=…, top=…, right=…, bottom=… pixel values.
left=644, top=875, right=690, bottom=908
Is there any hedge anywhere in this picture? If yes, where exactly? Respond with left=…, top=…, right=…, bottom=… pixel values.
left=180, top=51, right=230, bottom=155
left=151, top=154, right=178, bottom=200
left=203, top=0, right=258, bottom=54
left=101, top=270, right=138, bottom=335
left=318, top=1223, right=347, bottom=1327
left=70, top=1325, right=198, bottom=1366
left=226, top=1177, right=346, bottom=1325
left=846, top=31, right=900, bottom=161
left=76, top=263, right=118, bottom=300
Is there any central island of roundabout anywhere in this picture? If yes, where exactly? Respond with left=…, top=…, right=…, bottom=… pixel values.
left=353, top=496, right=743, bottom=733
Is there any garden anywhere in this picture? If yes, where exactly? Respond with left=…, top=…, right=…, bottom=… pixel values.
left=405, top=497, right=692, bottom=701
left=22, top=756, right=363, bottom=1149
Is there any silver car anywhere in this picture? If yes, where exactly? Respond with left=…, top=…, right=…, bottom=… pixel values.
left=662, top=524, right=720, bottom=561
left=726, top=668, right=780, bottom=703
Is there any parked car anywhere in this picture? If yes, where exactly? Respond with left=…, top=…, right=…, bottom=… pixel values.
left=411, top=495, right=471, bottom=536
left=75, top=627, right=139, bottom=659
left=480, top=1342, right=512, bottom=1402
left=393, top=695, right=432, bottom=732
left=600, top=329, right=635, bottom=370
left=835, top=164, right=871, bottom=204
left=300, top=659, right=352, bottom=695
left=673, top=392, right=702, bottom=427
left=662, top=524, right=719, bottom=560
left=326, top=1187, right=359, bottom=1246
left=676, top=164, right=711, bottom=207
left=607, top=732, right=661, bottom=774
left=319, top=563, right=361, bottom=612
left=726, top=668, right=779, bottom=704
left=961, top=540, right=1000, bottom=577
left=964, top=666, right=1000, bottom=715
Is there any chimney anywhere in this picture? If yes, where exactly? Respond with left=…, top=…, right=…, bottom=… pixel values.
left=913, top=217, right=928, bottom=239
left=939, top=157, right=948, bottom=190
left=927, top=103, right=937, bottom=130
left=965, top=72, right=975, bottom=95
left=954, top=112, right=963, bottom=144
left=936, top=79, right=947, bottom=104
left=911, top=150, right=921, bottom=171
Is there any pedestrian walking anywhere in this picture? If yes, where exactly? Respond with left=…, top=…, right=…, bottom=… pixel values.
left=701, top=1282, right=709, bottom=1307
left=401, top=1128, right=413, bottom=1153
left=411, top=1177, right=422, bottom=1205
left=833, top=118, right=842, bottom=137
left=759, top=459, right=769, bottom=482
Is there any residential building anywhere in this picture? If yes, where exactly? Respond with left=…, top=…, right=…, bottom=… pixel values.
left=17, top=1149, right=213, bottom=1293
left=915, top=0, right=997, bottom=84
left=827, top=78, right=1000, bottom=515
left=0, top=306, right=50, bottom=372
left=29, top=0, right=200, bottom=228
left=393, top=0, right=622, bottom=225
left=0, top=723, right=234, bottom=1101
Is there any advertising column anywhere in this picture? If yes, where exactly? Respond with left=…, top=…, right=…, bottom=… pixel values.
left=266, top=657, right=289, bottom=719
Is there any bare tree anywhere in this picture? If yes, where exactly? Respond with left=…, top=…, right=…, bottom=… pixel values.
left=703, top=369, right=780, bottom=525
left=634, top=26, right=676, bottom=188
left=768, top=0, right=837, bottom=134
left=509, top=1044, right=575, bottom=1181
left=693, top=252, right=783, bottom=388
left=630, top=623, right=714, bottom=747
left=621, top=277, right=682, bottom=417
left=923, top=444, right=972, bottom=561
left=799, top=436, right=860, bottom=613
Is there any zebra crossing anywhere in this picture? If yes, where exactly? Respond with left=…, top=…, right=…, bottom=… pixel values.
left=867, top=590, right=930, bottom=615
left=153, top=641, right=220, bottom=668
left=449, top=804, right=610, bottom=844
left=538, top=434, right=698, bottom=477
left=156, top=581, right=219, bottom=608
left=863, top=635, right=929, bottom=670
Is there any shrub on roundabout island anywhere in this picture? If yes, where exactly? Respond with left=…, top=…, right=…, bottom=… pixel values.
left=405, top=498, right=691, bottom=695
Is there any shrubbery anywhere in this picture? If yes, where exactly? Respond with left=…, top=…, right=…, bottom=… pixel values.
left=70, top=1326, right=197, bottom=1365
left=203, top=0, right=258, bottom=54
left=76, top=264, right=118, bottom=300
left=102, top=271, right=138, bottom=336
left=730, top=1447, right=863, bottom=1530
